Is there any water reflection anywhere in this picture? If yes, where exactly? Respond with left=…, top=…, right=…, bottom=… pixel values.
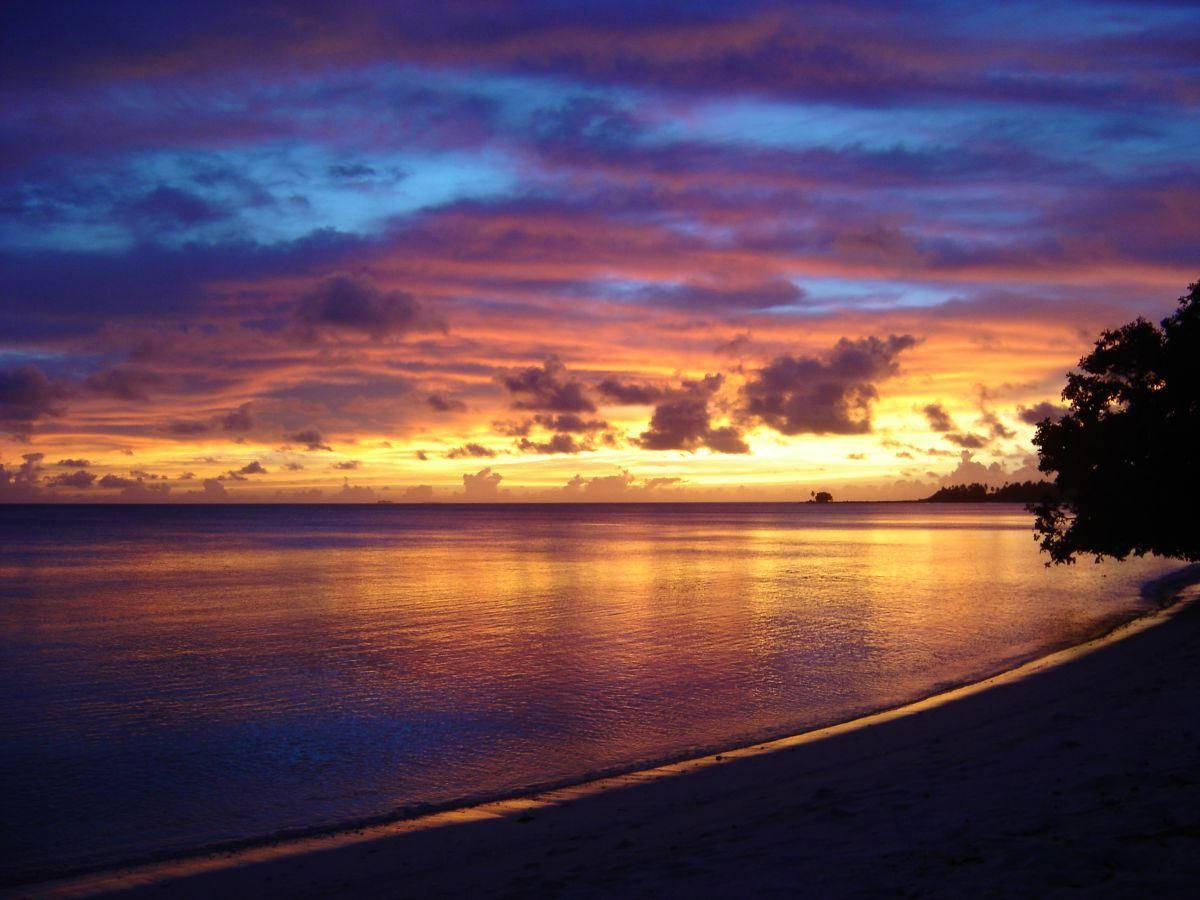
left=0, top=503, right=1174, bottom=880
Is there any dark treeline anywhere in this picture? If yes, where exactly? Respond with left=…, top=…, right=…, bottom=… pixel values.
left=922, top=481, right=1061, bottom=503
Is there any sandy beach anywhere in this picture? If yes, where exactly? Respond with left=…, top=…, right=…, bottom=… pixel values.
left=19, top=579, right=1200, bottom=898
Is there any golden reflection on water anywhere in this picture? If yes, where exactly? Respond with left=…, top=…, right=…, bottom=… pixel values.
left=0, top=503, right=1176, bottom=879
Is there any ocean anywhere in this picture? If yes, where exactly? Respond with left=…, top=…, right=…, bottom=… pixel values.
left=0, top=503, right=1177, bottom=883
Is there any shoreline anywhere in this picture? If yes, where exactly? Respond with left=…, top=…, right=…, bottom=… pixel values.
left=17, top=564, right=1200, bottom=898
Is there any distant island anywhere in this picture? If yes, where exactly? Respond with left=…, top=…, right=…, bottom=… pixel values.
left=921, top=481, right=1060, bottom=503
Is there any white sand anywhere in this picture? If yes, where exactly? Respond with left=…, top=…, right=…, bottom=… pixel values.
left=27, top=584, right=1200, bottom=898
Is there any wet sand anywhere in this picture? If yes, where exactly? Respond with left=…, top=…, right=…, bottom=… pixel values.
left=24, top=584, right=1200, bottom=898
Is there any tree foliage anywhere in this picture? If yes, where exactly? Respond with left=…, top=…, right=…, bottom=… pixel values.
left=1032, top=280, right=1200, bottom=563
left=924, top=481, right=1060, bottom=503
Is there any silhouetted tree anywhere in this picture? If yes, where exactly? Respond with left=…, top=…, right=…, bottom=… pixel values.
left=924, top=483, right=989, bottom=502
left=922, top=481, right=1060, bottom=503
left=814, top=491, right=833, bottom=503
left=990, top=481, right=1060, bottom=503
left=1031, top=280, right=1200, bottom=563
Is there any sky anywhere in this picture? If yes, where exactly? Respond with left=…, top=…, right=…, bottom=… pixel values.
left=1, top=0, right=1197, bottom=502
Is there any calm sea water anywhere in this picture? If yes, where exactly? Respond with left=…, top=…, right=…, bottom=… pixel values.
left=0, top=503, right=1178, bottom=882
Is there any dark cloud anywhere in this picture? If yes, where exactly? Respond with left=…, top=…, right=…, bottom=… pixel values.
left=503, top=356, right=595, bottom=413
left=639, top=374, right=748, bottom=454
left=703, top=425, right=751, bottom=454
left=193, top=478, right=227, bottom=498
left=532, top=413, right=607, bottom=432
left=123, top=185, right=227, bottom=229
left=1017, top=401, right=1067, bottom=425
left=235, top=460, right=268, bottom=475
left=922, top=403, right=955, bottom=432
left=639, top=376, right=720, bottom=450
left=46, top=469, right=96, bottom=488
left=635, top=279, right=805, bottom=311
left=328, top=164, right=376, bottom=179
left=56, top=458, right=90, bottom=467
left=532, top=95, right=641, bottom=149
left=6, top=2, right=1196, bottom=115
left=493, top=419, right=533, bottom=437
left=266, top=372, right=413, bottom=415
left=979, top=410, right=1016, bottom=440
left=0, top=367, right=70, bottom=433
left=0, top=453, right=46, bottom=500
left=221, top=403, right=253, bottom=432
left=645, top=476, right=683, bottom=488
left=166, top=419, right=210, bottom=436
left=945, top=432, right=989, bottom=449
left=426, top=393, right=467, bottom=413
left=0, top=230, right=362, bottom=340
left=742, top=335, right=918, bottom=435
left=446, top=443, right=496, bottom=459
left=85, top=367, right=162, bottom=402
left=294, top=275, right=441, bottom=341
left=287, top=429, right=332, bottom=451
left=97, top=473, right=171, bottom=498
left=714, top=333, right=753, bottom=357
left=518, top=433, right=587, bottom=454
left=332, top=460, right=360, bottom=470
left=596, top=378, right=663, bottom=405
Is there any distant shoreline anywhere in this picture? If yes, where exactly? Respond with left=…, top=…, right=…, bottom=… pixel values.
left=24, top=565, right=1200, bottom=897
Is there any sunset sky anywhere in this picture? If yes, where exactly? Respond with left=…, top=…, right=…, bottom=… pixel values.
left=1, top=0, right=1197, bottom=501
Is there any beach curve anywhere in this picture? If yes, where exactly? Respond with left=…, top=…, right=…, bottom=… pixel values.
left=16, top=565, right=1200, bottom=898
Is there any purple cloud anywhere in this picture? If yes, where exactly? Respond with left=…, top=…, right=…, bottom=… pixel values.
left=46, top=469, right=97, bottom=488
left=1017, top=401, right=1068, bottom=425
left=85, top=367, right=161, bottom=402
left=446, top=443, right=495, bottom=459
left=503, top=357, right=596, bottom=413
left=639, top=374, right=748, bottom=454
left=596, top=379, right=663, bottom=405
left=518, top=433, right=587, bottom=454
left=294, top=275, right=442, bottom=341
left=922, top=403, right=955, bottom=432
left=945, top=432, right=989, bottom=449
left=221, top=404, right=253, bottom=432
left=0, top=367, right=70, bottom=433
left=427, top=393, right=467, bottom=413
left=287, top=429, right=333, bottom=451
left=743, top=335, right=917, bottom=435
left=532, top=413, right=607, bottom=432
